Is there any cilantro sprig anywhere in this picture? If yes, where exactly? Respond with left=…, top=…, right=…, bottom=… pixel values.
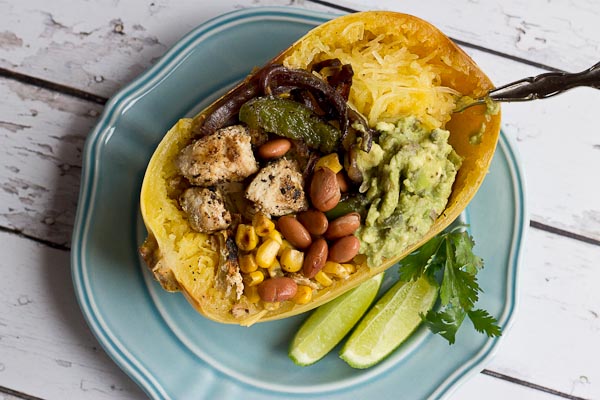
left=398, top=226, right=502, bottom=344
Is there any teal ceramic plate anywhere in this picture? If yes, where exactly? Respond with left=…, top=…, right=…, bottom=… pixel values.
left=71, top=7, right=527, bottom=400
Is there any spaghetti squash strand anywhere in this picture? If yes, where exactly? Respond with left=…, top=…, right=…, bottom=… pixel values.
left=283, top=22, right=457, bottom=129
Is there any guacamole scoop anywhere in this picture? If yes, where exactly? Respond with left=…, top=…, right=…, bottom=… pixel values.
left=356, top=118, right=463, bottom=267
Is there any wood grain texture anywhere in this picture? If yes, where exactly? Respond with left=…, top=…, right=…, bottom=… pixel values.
left=487, top=228, right=600, bottom=399
left=0, top=390, right=38, bottom=400
left=0, top=385, right=45, bottom=400
left=2, top=0, right=597, bottom=100
left=453, top=372, right=566, bottom=400
left=0, top=0, right=332, bottom=99
left=0, top=230, right=146, bottom=400
left=0, top=77, right=102, bottom=247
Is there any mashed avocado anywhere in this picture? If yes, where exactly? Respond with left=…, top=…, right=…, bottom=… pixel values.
left=355, top=117, right=462, bottom=267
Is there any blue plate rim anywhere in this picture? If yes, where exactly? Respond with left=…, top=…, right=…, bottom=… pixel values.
left=71, top=6, right=528, bottom=400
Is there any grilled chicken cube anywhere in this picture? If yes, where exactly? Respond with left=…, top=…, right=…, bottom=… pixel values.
left=245, top=158, right=308, bottom=216
left=177, top=125, right=259, bottom=186
left=179, top=187, right=231, bottom=233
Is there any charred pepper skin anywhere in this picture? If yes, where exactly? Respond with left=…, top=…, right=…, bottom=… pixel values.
left=324, top=193, right=369, bottom=220
left=239, top=96, right=341, bottom=153
left=193, top=63, right=374, bottom=154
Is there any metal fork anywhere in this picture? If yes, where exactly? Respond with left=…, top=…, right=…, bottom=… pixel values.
left=455, top=61, right=600, bottom=112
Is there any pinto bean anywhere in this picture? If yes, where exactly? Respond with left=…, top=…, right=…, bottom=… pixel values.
left=297, top=210, right=329, bottom=236
left=277, top=215, right=312, bottom=249
left=257, top=138, right=292, bottom=159
left=328, top=235, right=360, bottom=263
left=257, top=277, right=298, bottom=302
left=324, top=212, right=361, bottom=240
left=310, top=167, right=341, bottom=212
left=303, top=238, right=328, bottom=278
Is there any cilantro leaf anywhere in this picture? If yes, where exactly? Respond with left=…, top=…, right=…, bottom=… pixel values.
left=468, top=309, right=502, bottom=338
left=421, top=304, right=466, bottom=345
left=453, top=233, right=483, bottom=274
left=440, top=247, right=480, bottom=309
left=398, top=235, right=444, bottom=282
left=399, top=226, right=502, bottom=344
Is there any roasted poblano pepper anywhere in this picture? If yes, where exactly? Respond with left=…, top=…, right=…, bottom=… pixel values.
left=325, top=193, right=369, bottom=220
left=239, top=96, right=341, bottom=153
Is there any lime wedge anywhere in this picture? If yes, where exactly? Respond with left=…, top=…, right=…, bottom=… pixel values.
left=289, top=273, right=384, bottom=366
left=340, top=276, right=438, bottom=369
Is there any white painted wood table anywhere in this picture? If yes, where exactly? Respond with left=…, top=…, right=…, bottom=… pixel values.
left=1, top=0, right=599, bottom=399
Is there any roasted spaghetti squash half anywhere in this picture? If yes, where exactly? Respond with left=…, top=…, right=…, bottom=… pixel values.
left=139, top=11, right=501, bottom=325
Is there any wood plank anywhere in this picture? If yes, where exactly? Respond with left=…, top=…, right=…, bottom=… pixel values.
left=0, top=386, right=44, bottom=400
left=0, top=231, right=145, bottom=400
left=0, top=0, right=330, bottom=99
left=0, top=390, right=37, bottom=400
left=486, top=228, right=600, bottom=400
left=0, top=0, right=597, bottom=99
left=0, top=394, right=29, bottom=400
left=0, top=77, right=103, bottom=247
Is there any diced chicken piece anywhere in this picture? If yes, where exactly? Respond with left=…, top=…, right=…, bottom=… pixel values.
left=179, top=187, right=231, bottom=233
left=245, top=158, right=308, bottom=216
left=177, top=125, right=259, bottom=186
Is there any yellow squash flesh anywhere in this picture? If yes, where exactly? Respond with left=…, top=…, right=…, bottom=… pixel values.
left=139, top=11, right=501, bottom=325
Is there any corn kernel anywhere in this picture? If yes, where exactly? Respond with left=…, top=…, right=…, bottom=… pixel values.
left=244, top=270, right=264, bottom=287
left=323, top=261, right=349, bottom=279
left=314, top=270, right=333, bottom=287
left=342, top=263, right=356, bottom=274
left=280, top=248, right=304, bottom=273
left=277, top=239, right=295, bottom=257
left=255, top=238, right=281, bottom=268
left=293, top=285, right=313, bottom=305
left=263, top=301, right=280, bottom=311
left=239, top=253, right=258, bottom=273
left=252, top=212, right=275, bottom=237
left=266, top=229, right=283, bottom=245
left=244, top=285, right=260, bottom=304
left=235, top=224, right=258, bottom=251
left=315, top=153, right=343, bottom=173
left=267, top=259, right=284, bottom=278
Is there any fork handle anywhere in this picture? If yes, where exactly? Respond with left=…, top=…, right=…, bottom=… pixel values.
left=489, top=61, right=600, bottom=102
